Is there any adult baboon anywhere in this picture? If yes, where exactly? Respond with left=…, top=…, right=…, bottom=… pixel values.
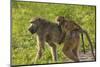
left=28, top=17, right=65, bottom=63
left=56, top=16, right=95, bottom=61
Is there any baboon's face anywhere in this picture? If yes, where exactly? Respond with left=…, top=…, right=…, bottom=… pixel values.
left=28, top=18, right=40, bottom=34
left=56, top=16, right=65, bottom=24
left=28, top=23, right=37, bottom=34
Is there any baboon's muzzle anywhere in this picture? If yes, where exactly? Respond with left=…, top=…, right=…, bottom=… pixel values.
left=28, top=27, right=37, bottom=34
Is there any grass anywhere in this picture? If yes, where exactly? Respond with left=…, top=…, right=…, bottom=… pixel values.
left=12, top=1, right=96, bottom=65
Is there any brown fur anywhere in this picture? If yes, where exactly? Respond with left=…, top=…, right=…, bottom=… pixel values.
left=28, top=17, right=65, bottom=63
left=56, top=16, right=95, bottom=61
left=28, top=16, right=95, bottom=63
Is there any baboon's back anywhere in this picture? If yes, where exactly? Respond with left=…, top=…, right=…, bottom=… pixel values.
left=37, top=21, right=63, bottom=44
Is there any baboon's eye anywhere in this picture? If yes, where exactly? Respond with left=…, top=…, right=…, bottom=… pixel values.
left=30, top=21, right=33, bottom=23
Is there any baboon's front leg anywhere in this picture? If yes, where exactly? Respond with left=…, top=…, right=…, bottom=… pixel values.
left=34, top=36, right=45, bottom=63
left=49, top=42, right=57, bottom=62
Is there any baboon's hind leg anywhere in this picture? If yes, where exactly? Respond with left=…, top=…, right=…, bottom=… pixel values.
left=72, top=45, right=80, bottom=61
left=72, top=48, right=80, bottom=61
left=62, top=43, right=79, bottom=62
left=72, top=39, right=80, bottom=61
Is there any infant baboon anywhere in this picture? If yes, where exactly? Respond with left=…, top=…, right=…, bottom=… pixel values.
left=56, top=16, right=81, bottom=32
left=56, top=16, right=95, bottom=61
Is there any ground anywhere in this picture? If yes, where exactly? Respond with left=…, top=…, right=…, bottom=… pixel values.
left=62, top=51, right=95, bottom=63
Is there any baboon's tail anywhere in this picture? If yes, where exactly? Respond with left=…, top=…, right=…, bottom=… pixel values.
left=82, top=30, right=95, bottom=58
left=81, top=33, right=86, bottom=54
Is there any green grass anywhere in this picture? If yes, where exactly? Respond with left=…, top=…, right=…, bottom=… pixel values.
left=12, top=1, right=96, bottom=65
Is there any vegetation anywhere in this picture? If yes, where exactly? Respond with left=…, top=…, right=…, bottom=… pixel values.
left=12, top=1, right=96, bottom=65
